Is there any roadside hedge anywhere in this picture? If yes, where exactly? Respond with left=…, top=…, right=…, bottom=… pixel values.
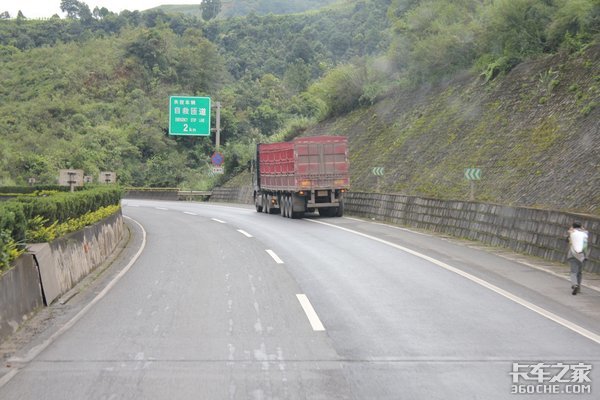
left=0, top=186, right=123, bottom=272
left=13, top=186, right=122, bottom=225
left=0, top=185, right=70, bottom=194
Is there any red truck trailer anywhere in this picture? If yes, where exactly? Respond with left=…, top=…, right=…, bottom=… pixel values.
left=253, top=136, right=350, bottom=218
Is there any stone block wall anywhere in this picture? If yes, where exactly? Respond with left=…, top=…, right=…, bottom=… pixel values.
left=210, top=186, right=254, bottom=204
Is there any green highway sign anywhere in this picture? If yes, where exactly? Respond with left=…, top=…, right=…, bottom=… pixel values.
left=169, top=96, right=211, bottom=136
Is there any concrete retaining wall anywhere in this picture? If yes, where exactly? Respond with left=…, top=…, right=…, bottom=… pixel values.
left=0, top=255, right=44, bottom=342
left=210, top=186, right=254, bottom=204
left=1, top=210, right=124, bottom=343
left=28, top=211, right=124, bottom=305
left=124, top=189, right=179, bottom=201
left=345, top=192, right=600, bottom=273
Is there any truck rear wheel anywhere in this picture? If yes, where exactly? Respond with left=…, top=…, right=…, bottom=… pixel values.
left=280, top=195, right=288, bottom=218
left=336, top=201, right=344, bottom=217
left=286, top=196, right=292, bottom=218
left=255, top=193, right=263, bottom=213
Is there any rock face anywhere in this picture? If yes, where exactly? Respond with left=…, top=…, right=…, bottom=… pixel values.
left=306, top=44, right=599, bottom=215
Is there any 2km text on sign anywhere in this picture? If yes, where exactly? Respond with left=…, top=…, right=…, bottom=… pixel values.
left=169, top=96, right=211, bottom=136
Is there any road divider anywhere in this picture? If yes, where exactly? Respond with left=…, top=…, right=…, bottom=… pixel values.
left=211, top=218, right=227, bottom=224
left=183, top=212, right=198, bottom=216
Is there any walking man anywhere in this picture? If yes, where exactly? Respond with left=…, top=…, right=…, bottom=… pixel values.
left=567, top=222, right=589, bottom=295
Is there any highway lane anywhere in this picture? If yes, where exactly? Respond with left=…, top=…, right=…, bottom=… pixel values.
left=1, top=200, right=599, bottom=399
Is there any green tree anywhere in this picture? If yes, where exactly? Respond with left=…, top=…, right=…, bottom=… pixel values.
left=308, top=64, right=365, bottom=118
left=201, top=0, right=222, bottom=21
left=250, top=102, right=283, bottom=135
left=60, top=0, right=91, bottom=20
left=546, top=0, right=598, bottom=51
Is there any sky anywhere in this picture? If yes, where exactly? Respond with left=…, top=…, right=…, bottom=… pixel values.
left=1, top=1, right=202, bottom=19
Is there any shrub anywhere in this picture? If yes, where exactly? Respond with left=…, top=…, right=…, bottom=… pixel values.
left=26, top=204, right=121, bottom=243
left=0, top=186, right=122, bottom=272
left=0, top=229, right=25, bottom=274
left=308, top=64, right=366, bottom=119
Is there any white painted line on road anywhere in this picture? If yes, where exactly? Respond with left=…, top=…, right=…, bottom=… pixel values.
left=342, top=217, right=364, bottom=223
left=371, top=222, right=432, bottom=237
left=183, top=212, right=198, bottom=216
left=237, top=229, right=253, bottom=238
left=306, top=219, right=600, bottom=345
left=3, top=216, right=148, bottom=386
left=155, top=207, right=168, bottom=210
left=296, top=294, right=326, bottom=331
left=212, top=218, right=227, bottom=224
left=342, top=217, right=431, bottom=237
left=266, top=249, right=284, bottom=264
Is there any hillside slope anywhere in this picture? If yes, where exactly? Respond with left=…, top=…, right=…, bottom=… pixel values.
left=303, top=45, right=599, bottom=215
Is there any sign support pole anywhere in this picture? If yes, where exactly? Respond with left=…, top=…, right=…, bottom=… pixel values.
left=470, top=180, right=475, bottom=201
left=215, top=101, right=221, bottom=150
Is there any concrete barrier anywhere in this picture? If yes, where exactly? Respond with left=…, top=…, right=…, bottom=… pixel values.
left=28, top=210, right=124, bottom=305
left=0, top=255, right=44, bottom=342
left=124, top=189, right=179, bottom=201
left=210, top=186, right=254, bottom=204
left=0, top=210, right=124, bottom=343
left=345, top=192, right=599, bottom=273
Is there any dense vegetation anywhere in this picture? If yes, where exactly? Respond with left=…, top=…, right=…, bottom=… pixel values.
left=0, top=186, right=122, bottom=272
left=0, top=0, right=598, bottom=192
left=153, top=0, right=339, bottom=19
left=0, top=0, right=390, bottom=188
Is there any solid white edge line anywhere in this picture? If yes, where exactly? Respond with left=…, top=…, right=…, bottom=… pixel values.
left=3, top=216, right=148, bottom=383
left=183, top=212, right=197, bottom=216
left=306, top=218, right=600, bottom=345
left=212, top=218, right=227, bottom=224
left=265, top=249, right=284, bottom=264
left=237, top=229, right=253, bottom=238
left=296, top=294, right=326, bottom=331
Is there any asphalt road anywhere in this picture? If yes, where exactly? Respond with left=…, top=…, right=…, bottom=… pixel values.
left=1, top=200, right=600, bottom=399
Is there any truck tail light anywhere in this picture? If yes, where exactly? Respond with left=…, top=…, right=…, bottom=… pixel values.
left=300, top=179, right=311, bottom=188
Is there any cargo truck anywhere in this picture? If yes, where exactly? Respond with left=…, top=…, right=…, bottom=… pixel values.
left=253, top=136, right=350, bottom=218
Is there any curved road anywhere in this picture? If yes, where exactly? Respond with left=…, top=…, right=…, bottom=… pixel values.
left=1, top=200, right=599, bottom=399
